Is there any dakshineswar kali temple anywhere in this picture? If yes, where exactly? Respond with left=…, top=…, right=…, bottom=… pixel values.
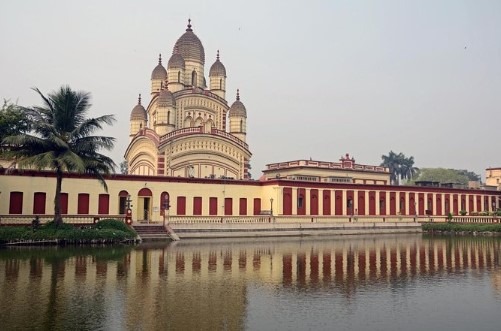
left=125, top=19, right=250, bottom=180
left=1, top=20, right=501, bottom=223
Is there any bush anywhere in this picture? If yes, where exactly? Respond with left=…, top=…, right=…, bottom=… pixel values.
left=96, top=219, right=135, bottom=235
left=422, top=223, right=501, bottom=233
left=0, top=219, right=137, bottom=245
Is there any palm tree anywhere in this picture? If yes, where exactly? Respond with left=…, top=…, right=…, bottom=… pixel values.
left=381, top=151, right=400, bottom=185
left=2, top=86, right=116, bottom=225
left=400, top=156, right=419, bottom=183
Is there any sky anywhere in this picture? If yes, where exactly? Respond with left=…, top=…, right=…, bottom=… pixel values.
left=1, top=0, right=500, bottom=179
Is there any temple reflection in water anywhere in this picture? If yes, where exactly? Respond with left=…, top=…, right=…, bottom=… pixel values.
left=1, top=235, right=501, bottom=330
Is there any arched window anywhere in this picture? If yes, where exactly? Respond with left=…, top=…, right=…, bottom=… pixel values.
left=177, top=71, right=181, bottom=83
left=191, top=70, right=197, bottom=86
left=167, top=111, right=170, bottom=124
left=219, top=78, right=222, bottom=89
left=240, top=119, right=243, bottom=132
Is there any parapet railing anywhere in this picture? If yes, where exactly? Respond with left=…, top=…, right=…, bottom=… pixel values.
left=0, top=215, right=125, bottom=225
left=450, top=216, right=500, bottom=223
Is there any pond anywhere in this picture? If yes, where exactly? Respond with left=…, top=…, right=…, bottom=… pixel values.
left=1, top=234, right=501, bottom=331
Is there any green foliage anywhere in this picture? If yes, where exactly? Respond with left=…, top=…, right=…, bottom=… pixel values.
left=96, top=219, right=135, bottom=236
left=423, top=223, right=501, bottom=232
left=411, top=168, right=480, bottom=185
left=0, top=100, right=30, bottom=151
left=380, top=151, right=418, bottom=185
left=119, top=160, right=128, bottom=174
left=0, top=219, right=137, bottom=245
left=459, top=210, right=467, bottom=216
left=2, top=86, right=117, bottom=225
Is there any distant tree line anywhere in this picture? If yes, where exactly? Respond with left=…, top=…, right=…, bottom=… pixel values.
left=381, top=151, right=481, bottom=186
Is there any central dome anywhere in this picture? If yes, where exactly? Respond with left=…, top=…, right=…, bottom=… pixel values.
left=173, top=19, right=205, bottom=64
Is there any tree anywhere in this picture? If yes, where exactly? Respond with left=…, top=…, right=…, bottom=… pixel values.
left=0, top=100, right=31, bottom=153
left=411, top=168, right=480, bottom=185
left=400, top=155, right=419, bottom=182
left=380, top=151, right=418, bottom=185
left=2, top=86, right=116, bottom=226
left=119, top=160, right=128, bottom=174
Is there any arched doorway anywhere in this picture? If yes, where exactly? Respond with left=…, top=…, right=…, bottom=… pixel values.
left=138, top=188, right=152, bottom=222
left=118, top=190, right=129, bottom=215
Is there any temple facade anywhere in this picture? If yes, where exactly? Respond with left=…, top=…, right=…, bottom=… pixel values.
left=125, top=20, right=251, bottom=180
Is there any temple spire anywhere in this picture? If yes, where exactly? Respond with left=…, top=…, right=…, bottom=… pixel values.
left=186, top=18, right=192, bottom=31
left=217, top=50, right=220, bottom=61
left=138, top=93, right=142, bottom=105
left=236, top=89, right=240, bottom=101
left=158, top=53, right=162, bottom=65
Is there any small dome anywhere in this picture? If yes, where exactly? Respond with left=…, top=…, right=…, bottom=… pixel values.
left=173, top=19, right=205, bottom=64
left=168, top=48, right=185, bottom=69
left=229, top=89, right=247, bottom=117
left=209, top=50, right=226, bottom=77
left=130, top=94, right=147, bottom=120
left=157, top=84, right=175, bottom=108
left=151, top=54, right=167, bottom=80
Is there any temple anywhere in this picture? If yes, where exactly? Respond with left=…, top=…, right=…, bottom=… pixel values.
left=125, top=20, right=251, bottom=179
left=1, top=20, right=500, bottom=223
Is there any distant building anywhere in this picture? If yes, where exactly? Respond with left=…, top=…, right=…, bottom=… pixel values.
left=486, top=168, right=501, bottom=190
left=262, top=154, right=390, bottom=185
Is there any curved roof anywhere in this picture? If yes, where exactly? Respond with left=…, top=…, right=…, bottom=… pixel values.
left=151, top=54, right=167, bottom=80
left=173, top=19, right=205, bottom=64
left=209, top=50, right=226, bottom=77
left=157, top=86, right=175, bottom=107
left=130, top=95, right=147, bottom=120
left=168, top=48, right=185, bottom=69
left=229, top=90, right=247, bottom=117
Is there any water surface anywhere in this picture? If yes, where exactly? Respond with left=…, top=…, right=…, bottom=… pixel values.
left=1, top=235, right=500, bottom=331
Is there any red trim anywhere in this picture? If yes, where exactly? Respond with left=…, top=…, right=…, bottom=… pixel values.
left=33, top=192, right=46, bottom=214
left=322, top=190, right=331, bottom=215
left=436, top=194, right=442, bottom=215
left=2, top=169, right=501, bottom=198
left=239, top=198, right=247, bottom=215
left=209, top=197, right=218, bottom=215
left=177, top=196, right=186, bottom=215
left=400, top=192, right=406, bottom=215
left=253, top=198, right=261, bottom=215
left=310, top=189, right=318, bottom=216
left=335, top=190, right=343, bottom=215
left=297, top=188, right=306, bottom=215
left=357, top=191, right=365, bottom=215
left=452, top=194, right=458, bottom=215
left=77, top=193, right=90, bottom=214
left=390, top=192, right=396, bottom=215
left=283, top=188, right=292, bottom=215
left=409, top=193, right=415, bottom=215
left=224, top=198, right=232, bottom=215
left=9, top=192, right=23, bottom=214
left=98, top=194, right=109, bottom=215
left=61, top=193, right=68, bottom=214
left=347, top=190, right=354, bottom=215
left=444, top=194, right=451, bottom=214
left=418, top=193, right=424, bottom=215
left=193, top=197, right=202, bottom=215
left=138, top=188, right=152, bottom=196
left=379, top=191, right=386, bottom=215
left=368, top=191, right=376, bottom=215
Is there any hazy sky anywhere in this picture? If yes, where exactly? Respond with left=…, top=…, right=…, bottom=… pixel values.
left=1, top=0, right=500, bottom=179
